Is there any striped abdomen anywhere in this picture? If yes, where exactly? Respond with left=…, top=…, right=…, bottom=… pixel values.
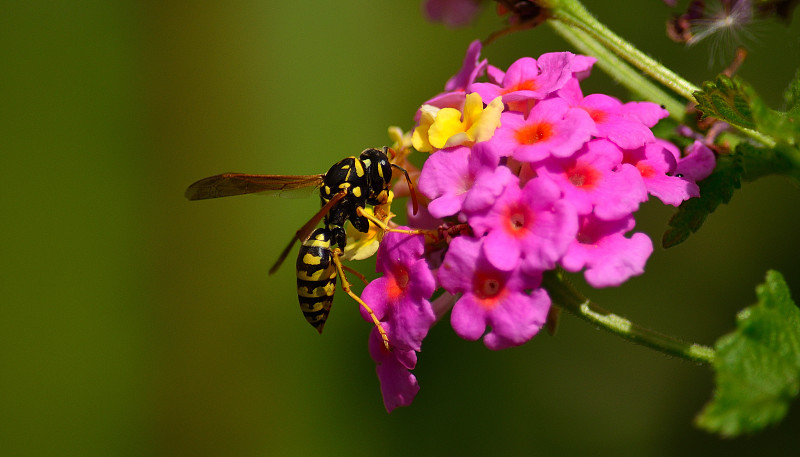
left=295, top=228, right=337, bottom=333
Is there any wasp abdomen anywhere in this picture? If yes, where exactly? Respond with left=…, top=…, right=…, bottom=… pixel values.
left=295, top=228, right=337, bottom=333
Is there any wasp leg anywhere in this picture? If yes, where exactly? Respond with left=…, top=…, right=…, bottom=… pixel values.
left=331, top=248, right=391, bottom=351
left=355, top=206, right=423, bottom=237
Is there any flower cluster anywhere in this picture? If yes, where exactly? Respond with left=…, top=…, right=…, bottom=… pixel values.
left=363, top=41, right=715, bottom=412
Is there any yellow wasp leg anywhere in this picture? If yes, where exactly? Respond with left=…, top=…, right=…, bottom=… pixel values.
left=331, top=248, right=391, bottom=351
left=356, top=207, right=424, bottom=237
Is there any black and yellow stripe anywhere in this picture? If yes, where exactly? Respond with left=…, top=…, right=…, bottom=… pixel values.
left=295, top=228, right=337, bottom=333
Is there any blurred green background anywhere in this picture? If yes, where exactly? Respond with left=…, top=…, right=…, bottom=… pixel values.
left=3, top=1, right=800, bottom=456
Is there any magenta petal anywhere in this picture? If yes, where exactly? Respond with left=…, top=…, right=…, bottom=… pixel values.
left=622, top=101, right=669, bottom=127
left=582, top=232, right=653, bottom=287
left=677, top=140, right=716, bottom=181
left=368, top=328, right=419, bottom=413
left=561, top=215, right=654, bottom=287
left=418, top=147, right=471, bottom=217
left=483, top=230, right=521, bottom=271
left=483, top=288, right=550, bottom=350
left=438, top=237, right=478, bottom=291
left=450, top=293, right=487, bottom=341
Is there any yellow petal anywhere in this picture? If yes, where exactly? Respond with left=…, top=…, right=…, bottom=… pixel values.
left=411, top=106, right=439, bottom=153
left=461, top=92, right=485, bottom=128
left=428, top=107, right=465, bottom=149
left=467, top=96, right=503, bottom=143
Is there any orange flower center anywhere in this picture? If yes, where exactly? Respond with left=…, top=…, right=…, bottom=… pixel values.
left=387, top=268, right=409, bottom=300
left=502, top=79, right=538, bottom=94
left=514, top=122, right=553, bottom=145
left=567, top=163, right=601, bottom=189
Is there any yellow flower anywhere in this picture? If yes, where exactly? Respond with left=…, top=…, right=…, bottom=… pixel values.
left=411, top=93, right=503, bottom=152
left=341, top=193, right=394, bottom=261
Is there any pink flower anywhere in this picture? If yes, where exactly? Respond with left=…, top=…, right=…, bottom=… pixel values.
left=463, top=167, right=579, bottom=273
left=535, top=139, right=648, bottom=220
left=470, top=53, right=575, bottom=107
left=558, top=82, right=669, bottom=150
left=438, top=236, right=551, bottom=350
left=623, top=140, right=693, bottom=206
left=418, top=142, right=500, bottom=218
left=561, top=214, right=654, bottom=287
left=368, top=328, right=419, bottom=413
left=676, top=140, right=716, bottom=182
left=490, top=97, right=595, bottom=161
left=361, top=230, right=436, bottom=352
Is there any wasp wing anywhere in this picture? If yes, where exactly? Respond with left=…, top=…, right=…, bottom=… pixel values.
left=267, top=191, right=347, bottom=275
left=185, top=173, right=325, bottom=200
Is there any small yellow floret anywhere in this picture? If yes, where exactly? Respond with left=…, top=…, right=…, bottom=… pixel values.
left=411, top=93, right=503, bottom=153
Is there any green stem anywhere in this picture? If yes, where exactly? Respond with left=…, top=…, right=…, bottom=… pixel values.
left=543, top=270, right=716, bottom=366
left=547, top=20, right=687, bottom=121
left=546, top=0, right=778, bottom=147
left=548, top=0, right=698, bottom=101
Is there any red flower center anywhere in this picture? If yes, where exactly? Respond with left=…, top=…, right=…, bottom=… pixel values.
left=567, top=162, right=601, bottom=189
left=502, top=203, right=533, bottom=238
left=503, top=78, right=538, bottom=94
left=514, top=122, right=553, bottom=145
left=473, top=271, right=507, bottom=309
left=387, top=267, right=409, bottom=300
left=585, top=108, right=606, bottom=123
left=636, top=162, right=656, bottom=179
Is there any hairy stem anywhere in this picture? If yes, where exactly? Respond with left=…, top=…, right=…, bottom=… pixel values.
left=543, top=270, right=716, bottom=366
left=546, top=0, right=777, bottom=147
left=548, top=0, right=698, bottom=101
left=547, top=20, right=687, bottom=121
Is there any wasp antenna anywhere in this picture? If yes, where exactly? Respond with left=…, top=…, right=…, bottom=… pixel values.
left=391, top=163, right=419, bottom=215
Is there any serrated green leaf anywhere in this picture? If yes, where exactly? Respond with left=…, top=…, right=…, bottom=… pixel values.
left=695, top=270, right=800, bottom=437
left=784, top=68, right=800, bottom=113
left=662, top=153, right=742, bottom=248
left=694, top=75, right=756, bottom=130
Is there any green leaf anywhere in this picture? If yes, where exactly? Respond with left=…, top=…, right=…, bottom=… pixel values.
left=695, top=270, right=800, bottom=437
left=750, top=89, right=800, bottom=146
left=694, top=75, right=756, bottom=130
left=695, top=73, right=800, bottom=146
left=661, top=153, right=742, bottom=248
left=784, top=68, right=800, bottom=114
left=738, top=142, right=800, bottom=181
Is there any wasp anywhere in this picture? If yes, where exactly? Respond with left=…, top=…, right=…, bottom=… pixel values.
left=185, top=147, right=417, bottom=348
